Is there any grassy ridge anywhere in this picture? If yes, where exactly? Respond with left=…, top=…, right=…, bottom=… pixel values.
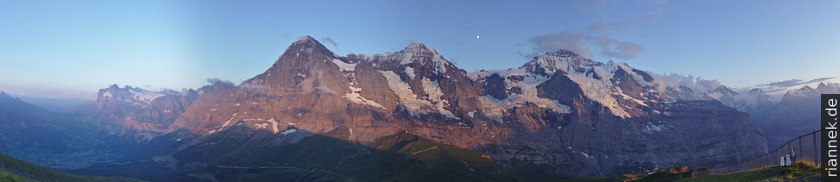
left=559, top=162, right=820, bottom=182
left=0, top=152, right=145, bottom=182
left=0, top=152, right=90, bottom=181
left=680, top=162, right=819, bottom=182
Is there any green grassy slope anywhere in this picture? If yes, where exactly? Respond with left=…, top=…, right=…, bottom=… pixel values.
left=0, top=152, right=145, bottom=182
left=680, top=162, right=819, bottom=182
left=558, top=162, right=820, bottom=182
left=0, top=152, right=90, bottom=181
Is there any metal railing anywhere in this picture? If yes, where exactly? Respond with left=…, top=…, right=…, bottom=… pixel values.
left=711, top=130, right=821, bottom=174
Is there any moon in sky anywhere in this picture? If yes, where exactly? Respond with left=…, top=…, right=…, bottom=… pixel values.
left=476, top=35, right=480, bottom=39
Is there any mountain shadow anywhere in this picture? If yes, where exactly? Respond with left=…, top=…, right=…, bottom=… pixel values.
left=69, top=123, right=556, bottom=182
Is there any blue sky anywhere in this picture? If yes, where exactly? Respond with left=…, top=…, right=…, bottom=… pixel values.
left=1, top=0, right=838, bottom=99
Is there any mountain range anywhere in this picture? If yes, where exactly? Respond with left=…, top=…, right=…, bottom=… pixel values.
left=2, top=36, right=831, bottom=181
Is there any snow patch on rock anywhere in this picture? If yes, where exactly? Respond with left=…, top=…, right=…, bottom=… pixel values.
left=642, top=121, right=670, bottom=134
left=128, top=89, right=164, bottom=105
left=280, top=128, right=297, bottom=135
left=254, top=123, right=269, bottom=129
left=421, top=78, right=458, bottom=119
left=331, top=58, right=357, bottom=72
left=344, top=86, right=386, bottom=109
left=561, top=62, right=631, bottom=118
left=102, top=91, right=113, bottom=99
left=380, top=70, right=457, bottom=119
left=405, top=66, right=416, bottom=80
left=475, top=69, right=572, bottom=122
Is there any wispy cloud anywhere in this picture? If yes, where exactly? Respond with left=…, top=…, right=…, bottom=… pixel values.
left=575, top=0, right=606, bottom=10
left=530, top=1, right=666, bottom=60
left=767, top=77, right=836, bottom=87
left=525, top=31, right=644, bottom=59
left=526, top=31, right=592, bottom=58
left=586, top=20, right=634, bottom=32
left=320, top=37, right=338, bottom=47
left=206, top=78, right=234, bottom=86
left=419, top=6, right=435, bottom=14
left=643, top=0, right=669, bottom=4
left=589, top=35, right=644, bottom=59
left=649, top=73, right=722, bottom=93
left=644, top=9, right=664, bottom=23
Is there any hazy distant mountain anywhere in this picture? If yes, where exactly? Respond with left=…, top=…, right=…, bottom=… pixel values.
left=0, top=91, right=119, bottom=169
left=657, top=78, right=840, bottom=149
left=750, top=83, right=839, bottom=149
left=16, top=96, right=89, bottom=113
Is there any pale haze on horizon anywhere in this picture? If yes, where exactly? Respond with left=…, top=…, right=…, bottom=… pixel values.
left=1, top=0, right=838, bottom=99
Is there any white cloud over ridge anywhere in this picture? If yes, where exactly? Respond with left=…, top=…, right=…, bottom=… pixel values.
left=525, top=31, right=644, bottom=60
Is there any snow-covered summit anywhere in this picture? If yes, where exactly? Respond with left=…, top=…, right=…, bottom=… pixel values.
left=786, top=86, right=817, bottom=97
left=293, top=35, right=318, bottom=45
left=470, top=49, right=662, bottom=119
left=285, top=35, right=337, bottom=58
left=404, top=42, right=438, bottom=55
left=747, top=88, right=766, bottom=95
left=817, top=82, right=840, bottom=93
left=521, top=49, right=603, bottom=75
left=378, top=42, right=453, bottom=75
left=97, top=84, right=180, bottom=106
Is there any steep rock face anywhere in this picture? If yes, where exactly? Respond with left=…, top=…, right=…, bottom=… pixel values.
left=171, top=37, right=409, bottom=143
left=165, top=36, right=767, bottom=177
left=479, top=100, right=765, bottom=177
left=483, top=73, right=508, bottom=100
left=468, top=51, right=765, bottom=176
left=369, top=42, right=484, bottom=122
left=78, top=85, right=188, bottom=141
left=77, top=80, right=232, bottom=142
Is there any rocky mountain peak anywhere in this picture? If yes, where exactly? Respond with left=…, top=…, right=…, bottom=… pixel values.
left=404, top=42, right=437, bottom=55
left=243, top=35, right=343, bottom=90
left=396, top=42, right=451, bottom=68
left=747, top=88, right=766, bottom=95
left=291, top=35, right=318, bottom=45
left=817, top=82, right=840, bottom=93
left=550, top=49, right=582, bottom=57
left=95, top=84, right=169, bottom=107
left=783, top=85, right=818, bottom=99
left=710, top=85, right=738, bottom=96
left=521, top=49, right=602, bottom=75
left=373, top=42, right=456, bottom=77
left=286, top=35, right=334, bottom=58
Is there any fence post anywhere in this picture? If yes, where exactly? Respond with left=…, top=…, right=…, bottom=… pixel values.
left=815, top=131, right=818, bottom=165
left=712, top=130, right=820, bottom=173
left=798, top=136, right=802, bottom=165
